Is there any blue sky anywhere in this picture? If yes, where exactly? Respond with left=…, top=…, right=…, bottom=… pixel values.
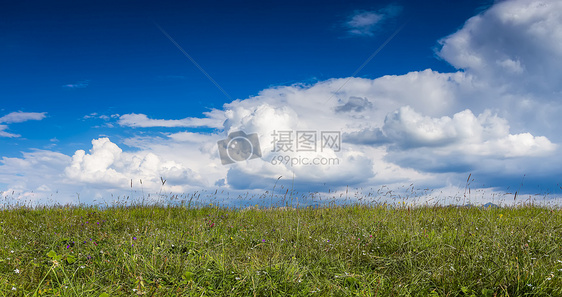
left=2, top=0, right=562, bottom=206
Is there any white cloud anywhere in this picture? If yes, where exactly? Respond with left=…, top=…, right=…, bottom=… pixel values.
left=0, top=150, right=73, bottom=205
left=437, top=0, right=562, bottom=94
left=0, top=111, right=47, bottom=138
left=64, top=137, right=208, bottom=192
left=0, top=111, right=46, bottom=124
left=346, top=106, right=556, bottom=157
left=346, top=4, right=403, bottom=36
left=0, top=125, right=19, bottom=138
left=62, top=80, right=89, bottom=89
left=3, top=62, right=559, bottom=204
left=118, top=111, right=225, bottom=128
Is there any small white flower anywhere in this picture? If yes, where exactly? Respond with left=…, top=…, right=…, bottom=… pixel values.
left=10, top=250, right=14, bottom=253
left=133, top=288, right=137, bottom=292
left=14, top=269, right=20, bottom=274
left=11, top=287, right=16, bottom=291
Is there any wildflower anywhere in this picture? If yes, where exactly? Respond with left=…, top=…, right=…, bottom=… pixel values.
left=11, top=287, right=16, bottom=291
left=262, top=239, right=266, bottom=242
left=14, top=269, right=20, bottom=274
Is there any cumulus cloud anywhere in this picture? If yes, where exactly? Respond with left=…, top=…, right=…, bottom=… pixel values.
left=29, top=59, right=562, bottom=202
left=345, top=106, right=556, bottom=157
left=64, top=137, right=207, bottom=192
left=437, top=0, right=562, bottom=94
left=0, top=150, right=72, bottom=205
left=345, top=4, right=403, bottom=36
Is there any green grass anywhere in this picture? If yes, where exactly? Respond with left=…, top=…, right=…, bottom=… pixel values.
left=1, top=203, right=562, bottom=296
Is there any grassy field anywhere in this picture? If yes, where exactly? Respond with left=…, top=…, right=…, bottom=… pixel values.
left=1, top=203, right=562, bottom=296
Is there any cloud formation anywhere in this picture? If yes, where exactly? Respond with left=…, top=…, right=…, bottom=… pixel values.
left=346, top=4, right=403, bottom=36
left=64, top=137, right=207, bottom=192
left=345, top=106, right=556, bottom=157
left=0, top=111, right=46, bottom=124
left=0, top=111, right=47, bottom=138
left=118, top=111, right=225, bottom=129
left=62, top=80, right=90, bottom=89
left=2, top=0, right=562, bottom=206
left=437, top=0, right=562, bottom=95
left=0, top=125, right=19, bottom=138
